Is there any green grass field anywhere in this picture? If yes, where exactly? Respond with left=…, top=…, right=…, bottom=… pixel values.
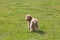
left=0, top=0, right=60, bottom=40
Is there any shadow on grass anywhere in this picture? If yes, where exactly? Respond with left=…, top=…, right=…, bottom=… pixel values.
left=26, top=30, right=46, bottom=35
left=36, top=30, right=46, bottom=35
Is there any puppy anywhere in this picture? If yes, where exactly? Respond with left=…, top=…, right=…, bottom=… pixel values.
left=25, top=15, right=39, bottom=32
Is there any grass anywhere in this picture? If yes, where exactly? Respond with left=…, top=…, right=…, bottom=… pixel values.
left=0, top=0, right=60, bottom=40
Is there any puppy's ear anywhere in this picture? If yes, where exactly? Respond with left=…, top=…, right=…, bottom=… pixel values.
left=29, top=16, right=32, bottom=20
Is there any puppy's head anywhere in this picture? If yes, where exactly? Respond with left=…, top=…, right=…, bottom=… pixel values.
left=25, top=15, right=32, bottom=21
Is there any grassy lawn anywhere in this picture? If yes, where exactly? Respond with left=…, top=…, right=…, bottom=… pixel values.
left=0, top=0, right=60, bottom=40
